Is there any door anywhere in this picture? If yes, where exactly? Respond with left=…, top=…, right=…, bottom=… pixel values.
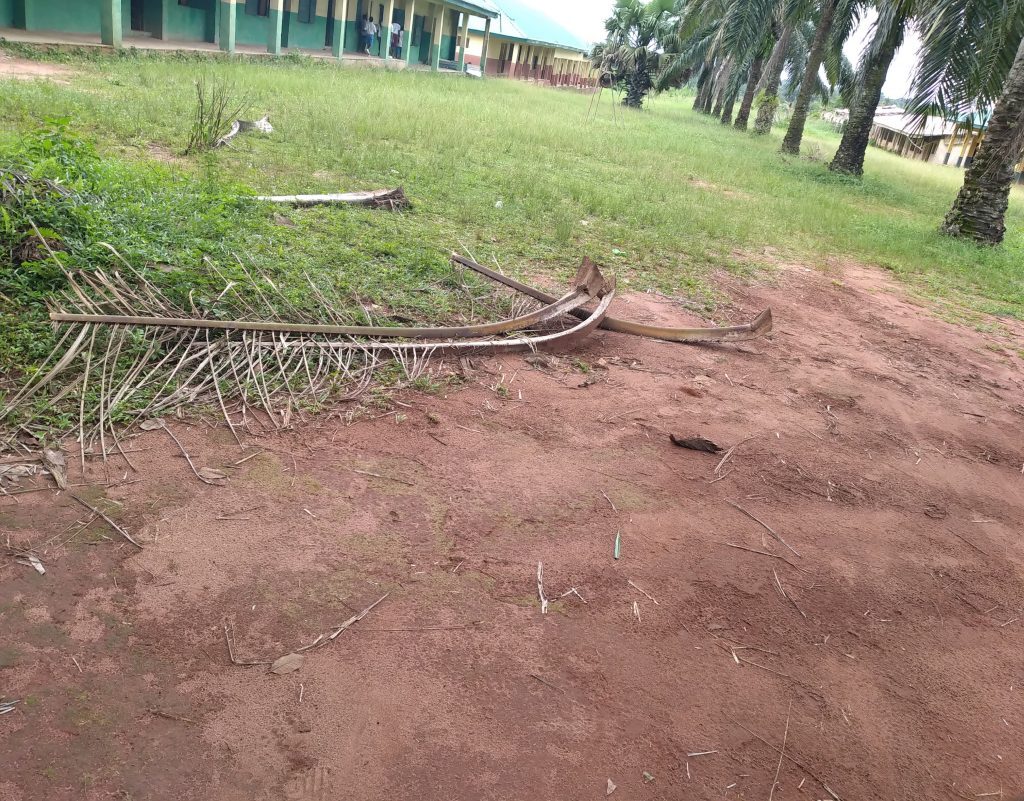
left=130, top=0, right=145, bottom=31
left=325, top=0, right=335, bottom=46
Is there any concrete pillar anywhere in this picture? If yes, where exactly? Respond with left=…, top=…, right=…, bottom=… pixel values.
left=456, top=11, right=469, bottom=71
left=381, top=0, right=395, bottom=58
left=268, top=0, right=285, bottom=54
left=403, top=0, right=416, bottom=63
left=332, top=0, right=349, bottom=57
left=430, top=2, right=443, bottom=71
left=219, top=0, right=237, bottom=52
left=479, top=16, right=491, bottom=75
left=100, top=0, right=122, bottom=47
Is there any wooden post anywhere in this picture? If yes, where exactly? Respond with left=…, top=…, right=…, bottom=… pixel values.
left=332, top=0, right=349, bottom=57
left=219, top=0, right=237, bottom=53
left=381, top=0, right=395, bottom=59
left=479, top=15, right=490, bottom=75
left=430, top=2, right=443, bottom=71
left=100, top=0, right=122, bottom=47
left=403, top=0, right=416, bottom=63
left=457, top=10, right=468, bottom=71
left=268, top=0, right=285, bottom=54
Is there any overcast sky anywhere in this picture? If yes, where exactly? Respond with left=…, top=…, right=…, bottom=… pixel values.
left=510, top=0, right=922, bottom=99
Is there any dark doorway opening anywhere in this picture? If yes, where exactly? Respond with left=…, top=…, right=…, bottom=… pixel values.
left=130, top=0, right=146, bottom=32
left=325, top=0, right=335, bottom=47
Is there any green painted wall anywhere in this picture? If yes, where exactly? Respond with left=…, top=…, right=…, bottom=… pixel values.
left=234, top=5, right=271, bottom=45
left=163, top=1, right=214, bottom=41
left=26, top=0, right=102, bottom=33
left=440, top=33, right=455, bottom=62
left=282, top=11, right=326, bottom=49
left=0, top=0, right=14, bottom=27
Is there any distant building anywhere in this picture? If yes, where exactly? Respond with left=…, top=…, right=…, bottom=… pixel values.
left=462, top=0, right=596, bottom=88
left=0, top=0, right=499, bottom=72
left=868, top=113, right=956, bottom=164
left=821, top=105, right=1023, bottom=180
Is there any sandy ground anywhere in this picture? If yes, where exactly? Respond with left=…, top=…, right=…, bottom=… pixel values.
left=0, top=53, right=74, bottom=81
left=1, top=262, right=1023, bottom=801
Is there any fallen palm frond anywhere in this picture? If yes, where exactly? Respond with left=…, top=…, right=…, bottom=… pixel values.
left=451, top=253, right=773, bottom=343
left=256, top=187, right=410, bottom=210
left=0, top=257, right=610, bottom=454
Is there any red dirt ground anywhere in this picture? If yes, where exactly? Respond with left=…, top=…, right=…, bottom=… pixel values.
left=2, top=262, right=1023, bottom=801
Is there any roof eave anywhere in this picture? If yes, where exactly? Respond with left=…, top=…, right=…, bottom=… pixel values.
left=448, top=0, right=499, bottom=19
left=468, top=27, right=588, bottom=53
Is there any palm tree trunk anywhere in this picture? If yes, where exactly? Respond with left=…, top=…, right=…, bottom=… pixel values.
left=624, top=54, right=652, bottom=108
left=753, top=24, right=793, bottom=135
left=781, top=0, right=839, bottom=154
left=828, top=14, right=905, bottom=176
left=941, top=36, right=1024, bottom=244
left=693, top=65, right=714, bottom=112
left=721, top=91, right=737, bottom=125
left=734, top=57, right=764, bottom=131
left=711, top=57, right=734, bottom=118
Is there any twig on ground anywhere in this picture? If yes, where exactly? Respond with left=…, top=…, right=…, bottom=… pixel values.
left=71, top=656, right=83, bottom=673
left=560, top=587, right=588, bottom=603
left=721, top=542, right=803, bottom=571
left=727, top=716, right=842, bottom=801
left=537, top=562, right=549, bottom=614
left=159, top=422, right=222, bottom=486
left=148, top=708, right=196, bottom=725
left=297, top=593, right=390, bottom=652
left=68, top=493, right=142, bottom=549
left=529, top=673, right=564, bottom=693
left=602, top=407, right=644, bottom=424
left=773, top=569, right=807, bottom=619
left=232, top=450, right=264, bottom=466
left=687, top=750, right=719, bottom=757
left=715, top=436, right=756, bottom=475
left=769, top=701, right=793, bottom=801
left=222, top=622, right=273, bottom=666
left=953, top=532, right=990, bottom=556
left=633, top=600, right=641, bottom=622
left=628, top=579, right=659, bottom=605
left=451, top=559, right=465, bottom=573
left=352, top=469, right=414, bottom=487
left=727, top=500, right=799, bottom=556
left=601, top=490, right=618, bottom=512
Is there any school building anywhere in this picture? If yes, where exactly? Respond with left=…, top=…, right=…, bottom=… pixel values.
left=0, top=0, right=501, bottom=71
left=461, top=0, right=595, bottom=87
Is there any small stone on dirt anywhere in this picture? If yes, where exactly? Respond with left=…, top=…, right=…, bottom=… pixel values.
left=606, top=779, right=616, bottom=795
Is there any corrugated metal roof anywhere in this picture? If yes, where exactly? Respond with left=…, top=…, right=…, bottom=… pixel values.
left=872, top=113, right=955, bottom=138
left=470, top=0, right=590, bottom=53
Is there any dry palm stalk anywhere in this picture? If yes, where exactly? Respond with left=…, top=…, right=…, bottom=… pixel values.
left=256, top=187, right=410, bottom=210
left=451, top=252, right=774, bottom=343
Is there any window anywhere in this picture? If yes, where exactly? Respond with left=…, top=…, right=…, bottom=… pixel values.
left=245, top=0, right=270, bottom=16
left=298, top=0, right=315, bottom=23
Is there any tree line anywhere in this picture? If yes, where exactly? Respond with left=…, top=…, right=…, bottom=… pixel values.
left=594, top=0, right=1024, bottom=246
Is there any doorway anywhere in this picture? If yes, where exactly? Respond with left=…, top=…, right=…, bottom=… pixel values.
left=130, top=0, right=145, bottom=32
left=325, top=0, right=335, bottom=47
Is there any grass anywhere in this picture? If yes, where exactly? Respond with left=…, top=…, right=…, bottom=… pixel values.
left=0, top=44, right=1022, bottom=385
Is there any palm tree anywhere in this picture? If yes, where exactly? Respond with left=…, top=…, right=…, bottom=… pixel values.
left=780, top=0, right=861, bottom=153
left=599, top=0, right=678, bottom=109
left=909, top=0, right=1024, bottom=243
left=828, top=1, right=911, bottom=175
left=753, top=21, right=795, bottom=134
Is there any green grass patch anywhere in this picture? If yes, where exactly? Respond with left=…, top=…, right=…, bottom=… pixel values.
left=0, top=44, right=1022, bottom=402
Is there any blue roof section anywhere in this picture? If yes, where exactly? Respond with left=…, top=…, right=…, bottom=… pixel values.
left=470, top=0, right=591, bottom=53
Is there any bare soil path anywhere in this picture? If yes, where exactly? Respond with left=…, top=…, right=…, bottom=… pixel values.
left=1, top=263, right=1022, bottom=801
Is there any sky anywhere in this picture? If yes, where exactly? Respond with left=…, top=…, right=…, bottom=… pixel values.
left=508, top=0, right=922, bottom=99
